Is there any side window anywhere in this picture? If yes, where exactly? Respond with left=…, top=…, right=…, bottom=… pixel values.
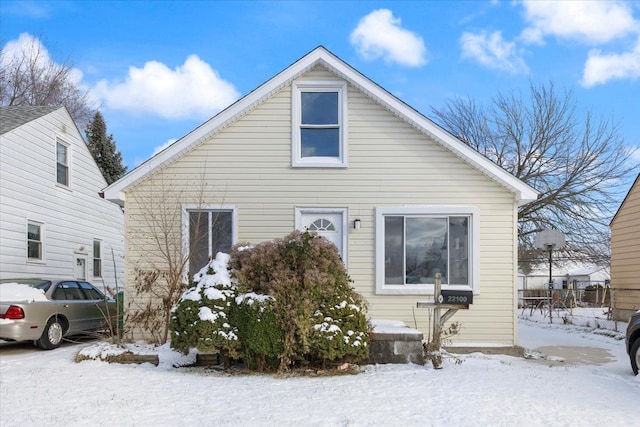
left=93, top=239, right=102, bottom=277
left=292, top=81, right=347, bottom=168
left=187, top=208, right=234, bottom=279
left=79, top=282, right=104, bottom=300
left=56, top=140, right=70, bottom=186
left=53, top=281, right=85, bottom=300
left=27, top=220, right=44, bottom=261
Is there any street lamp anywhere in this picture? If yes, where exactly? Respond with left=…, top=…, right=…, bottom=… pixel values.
left=534, top=229, right=565, bottom=323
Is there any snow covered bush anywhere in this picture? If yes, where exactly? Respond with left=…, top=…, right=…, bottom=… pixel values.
left=170, top=231, right=369, bottom=372
left=231, top=293, right=284, bottom=371
left=309, top=292, right=369, bottom=363
left=230, top=230, right=370, bottom=370
left=169, top=253, right=240, bottom=364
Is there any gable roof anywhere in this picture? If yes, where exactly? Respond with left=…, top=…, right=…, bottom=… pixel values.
left=0, top=106, right=60, bottom=135
left=104, top=46, right=539, bottom=206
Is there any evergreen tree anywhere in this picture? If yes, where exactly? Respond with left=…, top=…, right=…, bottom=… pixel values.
left=85, top=111, right=127, bottom=184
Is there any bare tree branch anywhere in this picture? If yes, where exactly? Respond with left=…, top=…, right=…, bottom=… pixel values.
left=1, top=34, right=96, bottom=127
left=431, top=81, right=637, bottom=268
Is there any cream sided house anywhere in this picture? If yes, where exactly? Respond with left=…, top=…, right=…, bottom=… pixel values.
left=0, top=106, right=124, bottom=291
left=610, top=172, right=640, bottom=321
left=104, top=47, right=538, bottom=348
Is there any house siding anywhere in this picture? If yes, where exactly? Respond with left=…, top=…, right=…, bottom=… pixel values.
left=124, top=68, right=519, bottom=346
left=610, top=174, right=640, bottom=321
left=0, top=107, right=125, bottom=292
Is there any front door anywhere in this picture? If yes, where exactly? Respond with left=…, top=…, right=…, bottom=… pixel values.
left=75, top=257, right=87, bottom=280
left=298, top=208, right=347, bottom=264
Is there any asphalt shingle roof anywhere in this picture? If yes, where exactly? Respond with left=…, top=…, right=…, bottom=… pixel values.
left=0, top=106, right=60, bottom=135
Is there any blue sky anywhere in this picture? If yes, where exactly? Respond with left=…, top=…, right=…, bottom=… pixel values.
left=1, top=0, right=639, bottom=170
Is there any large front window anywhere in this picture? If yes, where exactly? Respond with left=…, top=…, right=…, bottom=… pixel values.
left=186, top=208, right=235, bottom=279
left=292, top=81, right=347, bottom=167
left=376, top=207, right=479, bottom=295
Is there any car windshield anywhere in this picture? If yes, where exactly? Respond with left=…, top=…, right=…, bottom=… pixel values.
left=0, top=279, right=52, bottom=292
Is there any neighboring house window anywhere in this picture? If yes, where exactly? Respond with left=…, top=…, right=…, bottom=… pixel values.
left=375, top=207, right=479, bottom=295
left=186, top=208, right=235, bottom=279
left=56, top=140, right=70, bottom=186
left=93, top=239, right=102, bottom=277
left=27, top=220, right=44, bottom=260
left=292, top=81, right=348, bottom=167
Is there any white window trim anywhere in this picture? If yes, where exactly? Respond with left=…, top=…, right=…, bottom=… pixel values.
left=181, top=204, right=238, bottom=277
left=291, top=80, right=348, bottom=168
left=375, top=206, right=480, bottom=295
left=295, top=207, right=349, bottom=267
left=55, top=137, right=71, bottom=188
left=26, top=219, right=45, bottom=263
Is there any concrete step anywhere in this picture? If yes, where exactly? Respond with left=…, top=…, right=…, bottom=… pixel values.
left=367, top=319, right=424, bottom=364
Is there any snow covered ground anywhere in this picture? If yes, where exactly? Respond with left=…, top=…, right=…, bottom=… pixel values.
left=1, top=308, right=638, bottom=427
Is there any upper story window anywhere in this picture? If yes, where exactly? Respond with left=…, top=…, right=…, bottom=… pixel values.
left=375, top=206, right=479, bottom=295
left=27, top=220, right=44, bottom=261
left=292, top=81, right=348, bottom=168
left=56, top=140, right=70, bottom=186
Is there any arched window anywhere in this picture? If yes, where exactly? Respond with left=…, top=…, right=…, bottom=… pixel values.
left=308, top=218, right=335, bottom=231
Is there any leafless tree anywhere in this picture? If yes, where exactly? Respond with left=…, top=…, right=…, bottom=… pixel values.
left=125, top=169, right=226, bottom=344
left=431, top=82, right=636, bottom=268
left=0, top=34, right=96, bottom=126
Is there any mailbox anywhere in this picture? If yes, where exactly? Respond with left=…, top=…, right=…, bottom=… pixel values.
left=440, top=290, right=473, bottom=305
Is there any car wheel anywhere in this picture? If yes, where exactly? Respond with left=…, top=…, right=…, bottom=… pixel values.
left=36, top=317, right=64, bottom=350
left=631, top=339, right=640, bottom=376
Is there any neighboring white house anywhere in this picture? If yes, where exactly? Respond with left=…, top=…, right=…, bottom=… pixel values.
left=0, top=106, right=124, bottom=292
left=518, top=262, right=610, bottom=291
left=104, top=47, right=539, bottom=348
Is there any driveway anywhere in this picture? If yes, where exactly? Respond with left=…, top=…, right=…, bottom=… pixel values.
left=518, top=319, right=630, bottom=373
left=0, top=337, right=95, bottom=356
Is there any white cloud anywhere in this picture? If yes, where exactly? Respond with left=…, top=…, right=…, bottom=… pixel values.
left=94, top=55, right=240, bottom=120
left=152, top=138, right=178, bottom=156
left=350, top=9, right=427, bottom=67
left=520, top=0, right=639, bottom=45
left=582, top=40, right=640, bottom=87
left=1, top=1, right=51, bottom=19
left=2, top=33, right=47, bottom=66
left=460, top=30, right=529, bottom=74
